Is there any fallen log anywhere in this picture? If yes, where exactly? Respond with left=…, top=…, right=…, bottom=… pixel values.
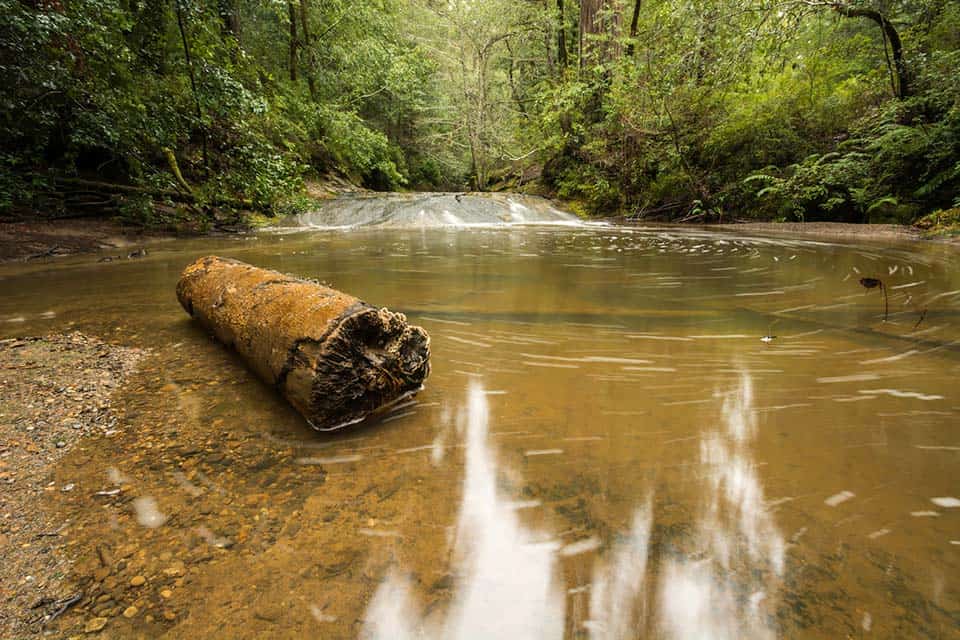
left=176, top=256, right=431, bottom=430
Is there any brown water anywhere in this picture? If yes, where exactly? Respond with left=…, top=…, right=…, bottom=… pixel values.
left=1, top=220, right=959, bottom=638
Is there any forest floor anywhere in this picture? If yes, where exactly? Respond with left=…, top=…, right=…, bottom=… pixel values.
left=0, top=333, right=146, bottom=638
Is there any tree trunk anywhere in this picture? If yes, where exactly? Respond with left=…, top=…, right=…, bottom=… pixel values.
left=299, top=0, right=317, bottom=100
left=288, top=1, right=298, bottom=82
left=218, top=0, right=240, bottom=41
left=579, top=0, right=598, bottom=69
left=579, top=0, right=621, bottom=69
left=44, top=176, right=255, bottom=210
left=177, top=257, right=431, bottom=430
left=557, top=0, right=568, bottom=69
left=130, top=2, right=167, bottom=73
left=505, top=40, right=528, bottom=118
left=218, top=0, right=241, bottom=60
left=174, top=0, right=207, bottom=170
left=832, top=3, right=908, bottom=98
left=626, top=0, right=641, bottom=57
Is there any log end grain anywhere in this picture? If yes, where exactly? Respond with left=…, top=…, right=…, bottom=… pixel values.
left=299, top=305, right=431, bottom=429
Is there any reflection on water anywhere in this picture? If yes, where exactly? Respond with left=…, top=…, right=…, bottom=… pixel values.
left=363, top=381, right=565, bottom=639
left=365, top=374, right=785, bottom=639
left=658, top=373, right=784, bottom=639
left=586, top=505, right=651, bottom=639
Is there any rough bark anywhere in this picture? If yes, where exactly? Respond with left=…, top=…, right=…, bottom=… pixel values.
left=218, top=0, right=241, bottom=61
left=579, top=0, right=621, bottom=68
left=177, top=256, right=431, bottom=430
left=218, top=0, right=241, bottom=41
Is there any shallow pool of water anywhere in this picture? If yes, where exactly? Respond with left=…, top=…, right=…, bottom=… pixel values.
left=1, top=220, right=958, bottom=638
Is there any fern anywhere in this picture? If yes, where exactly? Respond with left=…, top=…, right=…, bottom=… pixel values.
left=867, top=195, right=898, bottom=213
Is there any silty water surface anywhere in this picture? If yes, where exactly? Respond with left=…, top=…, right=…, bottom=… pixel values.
left=0, top=197, right=958, bottom=638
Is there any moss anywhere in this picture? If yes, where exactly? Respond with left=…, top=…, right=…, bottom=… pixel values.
left=914, top=207, right=960, bottom=237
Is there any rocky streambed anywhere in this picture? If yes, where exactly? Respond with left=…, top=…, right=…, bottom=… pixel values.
left=0, top=333, right=145, bottom=637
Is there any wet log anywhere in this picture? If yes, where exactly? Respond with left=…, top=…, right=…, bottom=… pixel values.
left=176, top=256, right=430, bottom=430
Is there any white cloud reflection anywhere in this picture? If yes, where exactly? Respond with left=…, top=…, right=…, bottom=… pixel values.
left=363, top=373, right=784, bottom=639
left=657, top=372, right=784, bottom=639
left=362, top=380, right=565, bottom=640
left=586, top=505, right=652, bottom=639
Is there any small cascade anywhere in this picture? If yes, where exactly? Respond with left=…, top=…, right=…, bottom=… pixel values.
left=290, top=192, right=583, bottom=229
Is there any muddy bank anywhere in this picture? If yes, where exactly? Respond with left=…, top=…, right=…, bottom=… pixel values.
left=711, top=221, right=925, bottom=242
left=0, top=333, right=145, bottom=638
left=0, top=220, right=169, bottom=264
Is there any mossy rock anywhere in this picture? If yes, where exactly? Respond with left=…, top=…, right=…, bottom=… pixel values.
left=914, top=207, right=960, bottom=236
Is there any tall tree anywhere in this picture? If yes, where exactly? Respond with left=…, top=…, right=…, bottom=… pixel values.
left=556, top=0, right=568, bottom=69
left=625, top=0, right=641, bottom=56
left=830, top=2, right=908, bottom=98
left=299, top=0, right=317, bottom=100
left=287, top=1, right=298, bottom=82
left=579, top=0, right=621, bottom=68
left=174, top=0, right=207, bottom=169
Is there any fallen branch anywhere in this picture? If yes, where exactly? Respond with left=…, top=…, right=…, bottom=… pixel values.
left=859, top=277, right=888, bottom=321
left=41, top=176, right=256, bottom=210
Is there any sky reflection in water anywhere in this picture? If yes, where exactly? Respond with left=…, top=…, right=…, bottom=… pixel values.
left=363, top=373, right=785, bottom=639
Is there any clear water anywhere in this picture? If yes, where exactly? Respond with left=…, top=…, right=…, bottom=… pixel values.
left=1, top=212, right=958, bottom=638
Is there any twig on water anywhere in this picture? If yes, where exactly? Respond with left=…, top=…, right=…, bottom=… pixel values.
left=913, top=308, right=927, bottom=330
left=859, top=277, right=888, bottom=321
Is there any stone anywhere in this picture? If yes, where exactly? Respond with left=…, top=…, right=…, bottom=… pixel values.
left=84, top=617, right=108, bottom=633
left=160, top=589, right=173, bottom=599
left=130, top=575, right=146, bottom=587
left=123, top=606, right=138, bottom=618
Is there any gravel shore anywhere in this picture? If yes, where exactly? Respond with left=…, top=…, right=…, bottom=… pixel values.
left=0, top=333, right=145, bottom=637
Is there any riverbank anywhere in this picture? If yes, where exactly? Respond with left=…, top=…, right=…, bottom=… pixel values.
left=713, top=221, right=924, bottom=241
left=0, top=175, right=371, bottom=264
left=0, top=219, right=169, bottom=264
left=3, top=205, right=957, bottom=266
left=0, top=333, right=145, bottom=637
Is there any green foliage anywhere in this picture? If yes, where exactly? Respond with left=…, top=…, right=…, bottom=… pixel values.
left=0, top=0, right=445, bottom=219
left=746, top=46, right=960, bottom=223
left=555, top=163, right=621, bottom=213
left=524, top=0, right=960, bottom=223
left=316, top=106, right=404, bottom=188
left=1, top=0, right=958, bottom=226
